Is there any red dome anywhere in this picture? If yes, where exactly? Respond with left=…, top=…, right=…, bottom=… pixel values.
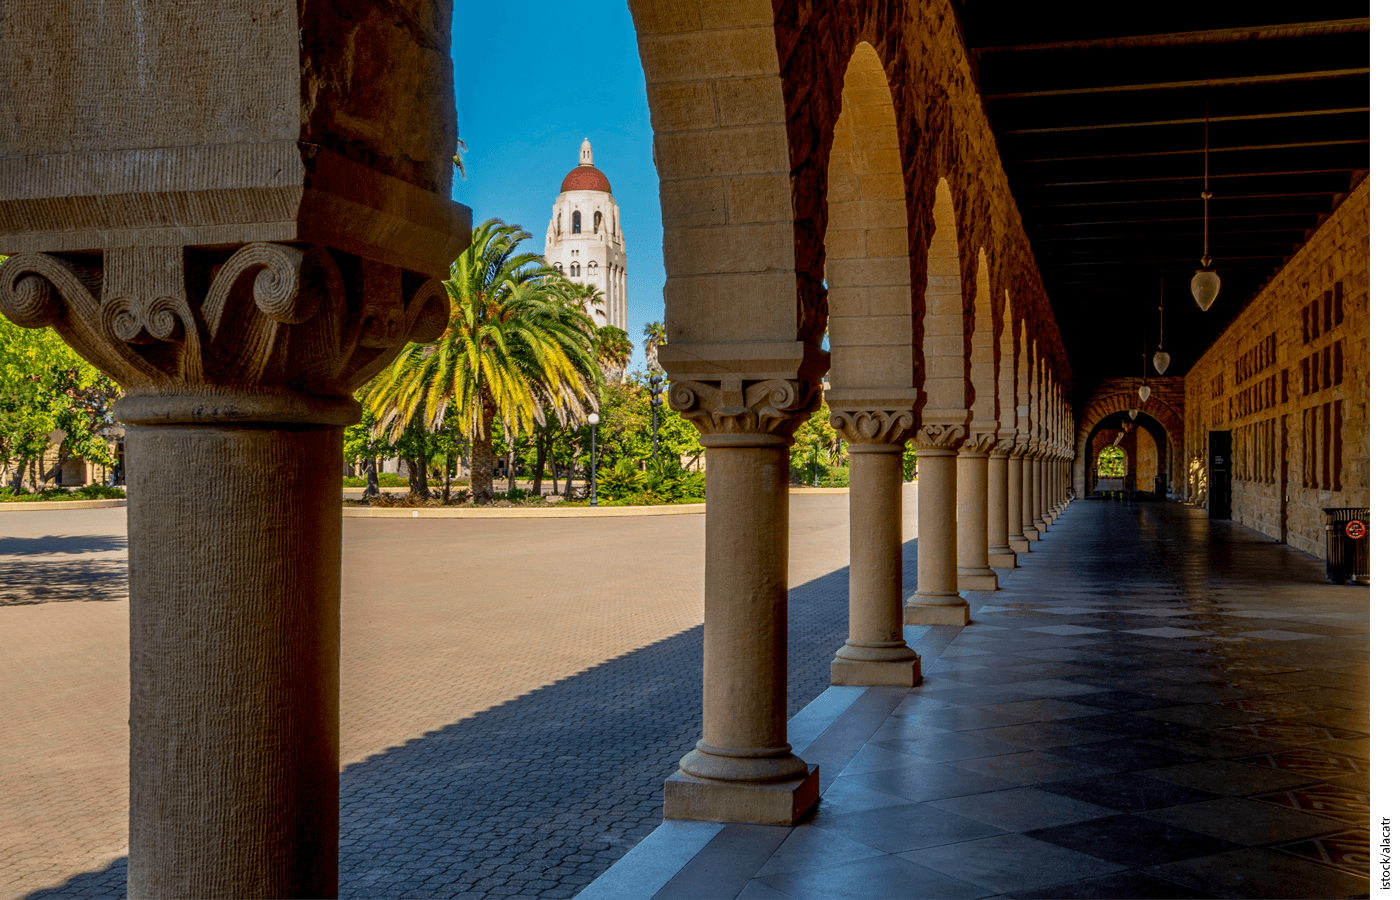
left=560, top=165, right=612, bottom=193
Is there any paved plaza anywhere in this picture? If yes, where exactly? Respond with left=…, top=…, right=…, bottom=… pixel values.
left=1, top=495, right=1372, bottom=898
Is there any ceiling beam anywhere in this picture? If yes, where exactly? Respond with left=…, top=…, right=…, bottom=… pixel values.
left=985, top=68, right=1368, bottom=100
left=1042, top=254, right=1288, bottom=267
left=1018, top=169, right=1357, bottom=188
left=971, top=19, right=1369, bottom=55
left=1019, top=139, right=1368, bottom=164
left=1000, top=107, right=1370, bottom=135
left=1028, top=190, right=1343, bottom=208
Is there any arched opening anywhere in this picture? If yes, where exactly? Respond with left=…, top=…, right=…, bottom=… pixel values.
left=571, top=210, right=581, bottom=234
left=923, top=178, right=969, bottom=426
left=822, top=42, right=916, bottom=403
left=593, top=211, right=602, bottom=233
left=1083, top=412, right=1170, bottom=499
left=1095, top=445, right=1126, bottom=493
left=569, top=262, right=580, bottom=277
left=969, top=248, right=996, bottom=431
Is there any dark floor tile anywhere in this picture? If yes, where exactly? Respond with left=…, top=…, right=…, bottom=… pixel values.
left=1137, top=705, right=1268, bottom=729
left=652, top=823, right=791, bottom=900
left=1070, top=690, right=1179, bottom=713
left=1047, top=738, right=1205, bottom=773
left=843, top=762, right=1020, bottom=803
left=1270, top=827, right=1369, bottom=876
left=947, top=750, right=1118, bottom=787
left=1140, top=730, right=1295, bottom=760
left=752, top=825, right=885, bottom=877
left=870, top=731, right=1020, bottom=764
left=1137, top=759, right=1319, bottom=797
left=894, top=704, right=1037, bottom=731
left=900, top=832, right=1123, bottom=894
left=999, top=870, right=1217, bottom=899
left=1249, top=782, right=1369, bottom=826
left=980, top=698, right=1105, bottom=721
left=1236, top=747, right=1367, bottom=782
left=755, top=853, right=986, bottom=900
left=810, top=802, right=1005, bottom=854
left=1144, top=847, right=1370, bottom=899
left=966, top=721, right=1111, bottom=749
left=1038, top=772, right=1218, bottom=812
left=912, top=683, right=1049, bottom=707
left=1027, top=814, right=1243, bottom=868
left=929, top=786, right=1116, bottom=831
left=937, top=667, right=1059, bottom=686
left=1070, top=712, right=1184, bottom=738
left=1139, top=797, right=1341, bottom=845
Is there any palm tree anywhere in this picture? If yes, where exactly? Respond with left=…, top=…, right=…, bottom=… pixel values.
left=595, top=326, right=633, bottom=384
left=644, top=321, right=665, bottom=374
left=362, top=219, right=601, bottom=503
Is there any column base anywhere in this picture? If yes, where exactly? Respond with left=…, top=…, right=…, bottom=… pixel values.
left=905, top=594, right=969, bottom=625
left=988, top=549, right=1017, bottom=568
left=831, top=655, right=922, bottom=687
left=1009, top=536, right=1030, bottom=553
left=1022, top=527, right=1040, bottom=542
left=1035, top=521, right=1048, bottom=534
left=664, top=766, right=819, bottom=825
left=957, top=568, right=998, bottom=591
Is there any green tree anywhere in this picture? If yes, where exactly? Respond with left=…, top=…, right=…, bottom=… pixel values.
left=0, top=308, right=118, bottom=491
left=361, top=219, right=600, bottom=503
left=595, top=325, right=633, bottom=384
left=643, top=321, right=665, bottom=374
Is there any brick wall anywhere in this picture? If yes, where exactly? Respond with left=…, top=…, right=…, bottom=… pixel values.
left=1184, top=176, right=1369, bottom=557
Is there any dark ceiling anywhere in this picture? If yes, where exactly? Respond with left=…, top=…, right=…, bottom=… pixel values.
left=956, top=3, right=1370, bottom=401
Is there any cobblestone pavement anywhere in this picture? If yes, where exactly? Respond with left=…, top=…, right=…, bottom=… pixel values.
left=3, top=490, right=897, bottom=898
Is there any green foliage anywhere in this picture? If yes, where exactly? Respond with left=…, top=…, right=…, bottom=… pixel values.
left=594, top=457, right=703, bottom=504
left=1097, top=445, right=1126, bottom=477
left=342, top=473, right=409, bottom=487
left=0, top=484, right=125, bottom=502
left=597, top=458, right=645, bottom=500
left=0, top=287, right=120, bottom=488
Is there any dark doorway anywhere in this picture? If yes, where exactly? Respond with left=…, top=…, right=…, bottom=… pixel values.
left=1208, top=431, right=1232, bottom=520
left=1279, top=419, right=1289, bottom=542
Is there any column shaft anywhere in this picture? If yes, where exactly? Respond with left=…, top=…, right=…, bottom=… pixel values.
left=1007, top=454, right=1029, bottom=553
left=908, top=447, right=966, bottom=624
left=957, top=447, right=997, bottom=590
left=986, top=450, right=1015, bottom=568
left=127, top=425, right=341, bottom=899
left=1022, top=453, right=1039, bottom=543
left=833, top=447, right=920, bottom=685
left=666, top=443, right=817, bottom=823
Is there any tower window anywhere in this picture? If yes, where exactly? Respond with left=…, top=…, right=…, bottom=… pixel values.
left=594, top=211, right=602, bottom=233
left=588, top=261, right=598, bottom=274
left=570, top=262, right=580, bottom=277
left=572, top=211, right=581, bottom=234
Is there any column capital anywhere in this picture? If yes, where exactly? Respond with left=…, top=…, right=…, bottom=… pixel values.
left=959, top=431, right=999, bottom=457
left=989, top=436, right=1017, bottom=458
left=829, top=407, right=916, bottom=448
left=667, top=377, right=822, bottom=447
left=0, top=245, right=449, bottom=426
left=1009, top=440, right=1030, bottom=459
left=912, top=421, right=966, bottom=453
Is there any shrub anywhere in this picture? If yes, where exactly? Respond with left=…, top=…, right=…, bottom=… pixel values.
left=343, top=472, right=409, bottom=487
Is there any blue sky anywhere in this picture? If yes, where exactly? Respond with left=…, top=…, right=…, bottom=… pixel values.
left=454, top=3, right=661, bottom=371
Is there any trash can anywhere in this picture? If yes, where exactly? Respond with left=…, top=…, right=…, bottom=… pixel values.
left=1323, top=508, right=1368, bottom=585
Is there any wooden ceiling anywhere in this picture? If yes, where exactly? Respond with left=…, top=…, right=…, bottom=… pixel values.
left=956, top=3, right=1370, bottom=397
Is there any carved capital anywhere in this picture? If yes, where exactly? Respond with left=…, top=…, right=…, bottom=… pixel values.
left=960, top=431, right=999, bottom=455
left=667, top=377, right=821, bottom=447
left=829, top=408, right=915, bottom=447
left=0, top=246, right=449, bottom=426
left=912, top=422, right=966, bottom=452
left=1009, top=441, right=1030, bottom=459
left=990, top=437, right=1017, bottom=456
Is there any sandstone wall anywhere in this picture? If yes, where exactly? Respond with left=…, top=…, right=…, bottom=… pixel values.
left=1073, top=376, right=1185, bottom=498
left=1184, top=177, right=1369, bottom=558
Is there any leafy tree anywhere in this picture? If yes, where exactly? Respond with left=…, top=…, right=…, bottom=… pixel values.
left=595, top=325, right=633, bottom=384
left=643, top=321, right=665, bottom=374
left=0, top=301, right=119, bottom=491
left=362, top=219, right=600, bottom=503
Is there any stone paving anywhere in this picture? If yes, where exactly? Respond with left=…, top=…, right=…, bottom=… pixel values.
left=1, top=496, right=1371, bottom=898
left=0, top=490, right=874, bottom=899
left=621, top=499, right=1371, bottom=899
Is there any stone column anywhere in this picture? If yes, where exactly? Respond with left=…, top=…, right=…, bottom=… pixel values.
left=662, top=375, right=822, bottom=825
left=957, top=434, right=998, bottom=590
left=830, top=409, right=921, bottom=685
left=1008, top=444, right=1030, bottom=553
left=1, top=247, right=459, bottom=897
left=1034, top=452, right=1049, bottom=534
left=986, top=440, right=1016, bottom=568
left=908, top=424, right=968, bottom=625
left=1022, top=444, right=1040, bottom=543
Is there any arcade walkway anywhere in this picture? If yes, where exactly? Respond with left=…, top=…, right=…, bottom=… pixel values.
left=585, top=500, right=1369, bottom=900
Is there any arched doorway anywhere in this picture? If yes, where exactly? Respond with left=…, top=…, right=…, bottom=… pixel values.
left=1083, top=412, right=1170, bottom=499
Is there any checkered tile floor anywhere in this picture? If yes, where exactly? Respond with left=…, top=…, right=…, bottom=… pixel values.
left=638, top=500, right=1369, bottom=900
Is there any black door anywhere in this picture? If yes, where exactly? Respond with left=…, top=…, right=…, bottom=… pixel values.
left=1208, top=431, right=1232, bottom=519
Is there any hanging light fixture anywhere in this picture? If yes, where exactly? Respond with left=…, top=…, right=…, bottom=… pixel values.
left=1153, top=272, right=1171, bottom=373
left=1138, top=339, right=1151, bottom=403
left=1129, top=409, right=1139, bottom=420
left=1192, top=106, right=1221, bottom=311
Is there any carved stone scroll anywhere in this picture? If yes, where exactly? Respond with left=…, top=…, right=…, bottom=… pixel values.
left=829, top=408, right=915, bottom=447
left=667, top=377, right=822, bottom=445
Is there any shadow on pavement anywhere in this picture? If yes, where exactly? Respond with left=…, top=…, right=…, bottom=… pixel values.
left=23, top=542, right=917, bottom=899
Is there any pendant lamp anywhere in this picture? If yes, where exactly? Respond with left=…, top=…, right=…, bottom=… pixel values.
left=1139, top=384, right=1151, bottom=403
left=1129, top=409, right=1139, bottom=420
left=1138, top=340, right=1151, bottom=403
left=1192, top=108, right=1220, bottom=311
left=1153, top=272, right=1171, bottom=373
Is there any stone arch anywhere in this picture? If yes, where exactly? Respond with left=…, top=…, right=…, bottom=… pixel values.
left=1082, top=412, right=1169, bottom=498
left=1075, top=392, right=1184, bottom=498
left=921, top=178, right=971, bottom=431
left=969, top=248, right=996, bottom=434
left=997, top=289, right=1017, bottom=440
left=824, top=42, right=918, bottom=407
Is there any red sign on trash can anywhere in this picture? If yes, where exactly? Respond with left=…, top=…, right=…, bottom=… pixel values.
left=1345, top=520, right=1366, bottom=540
